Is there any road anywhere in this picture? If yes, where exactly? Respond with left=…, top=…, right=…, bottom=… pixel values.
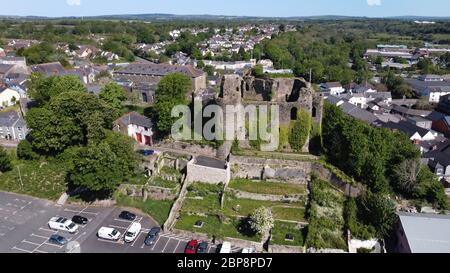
left=0, top=191, right=231, bottom=253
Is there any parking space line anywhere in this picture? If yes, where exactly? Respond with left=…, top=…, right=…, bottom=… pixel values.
left=12, top=246, right=32, bottom=253
left=97, top=238, right=123, bottom=244
left=131, top=231, right=144, bottom=247
left=173, top=240, right=181, bottom=253
left=113, top=218, right=132, bottom=223
left=44, top=242, right=64, bottom=249
left=34, top=250, right=48, bottom=253
left=162, top=238, right=172, bottom=253
left=22, top=240, right=41, bottom=246
left=39, top=227, right=57, bottom=233
left=64, top=208, right=98, bottom=216
left=31, top=233, right=49, bottom=239
left=109, top=224, right=128, bottom=230
left=150, top=237, right=161, bottom=250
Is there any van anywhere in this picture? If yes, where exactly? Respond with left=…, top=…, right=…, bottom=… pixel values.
left=220, top=241, right=232, bottom=253
left=48, top=217, right=79, bottom=234
left=124, top=222, right=142, bottom=243
left=97, top=227, right=121, bottom=241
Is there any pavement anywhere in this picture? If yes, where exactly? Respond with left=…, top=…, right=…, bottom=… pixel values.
left=0, top=191, right=242, bottom=253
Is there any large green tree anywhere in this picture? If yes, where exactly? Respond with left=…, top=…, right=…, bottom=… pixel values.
left=154, top=73, right=191, bottom=134
left=99, top=82, right=127, bottom=110
left=28, top=73, right=87, bottom=106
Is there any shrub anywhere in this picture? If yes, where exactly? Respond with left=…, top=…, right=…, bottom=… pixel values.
left=17, top=140, right=39, bottom=161
left=289, top=109, right=312, bottom=152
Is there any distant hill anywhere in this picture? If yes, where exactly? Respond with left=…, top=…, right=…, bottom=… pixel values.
left=0, top=13, right=449, bottom=22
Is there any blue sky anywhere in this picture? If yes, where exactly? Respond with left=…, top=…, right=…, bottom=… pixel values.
left=1, top=0, right=450, bottom=17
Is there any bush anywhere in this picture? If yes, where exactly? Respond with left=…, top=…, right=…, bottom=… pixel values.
left=0, top=147, right=12, bottom=172
left=17, top=140, right=39, bottom=161
left=289, top=109, right=312, bottom=152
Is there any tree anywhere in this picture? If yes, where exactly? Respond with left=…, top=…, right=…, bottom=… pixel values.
left=249, top=207, right=274, bottom=235
left=0, top=147, right=12, bottom=173
left=28, top=73, right=87, bottom=106
left=26, top=91, right=117, bottom=155
left=289, top=109, right=312, bottom=152
left=154, top=73, right=191, bottom=134
left=393, top=159, right=421, bottom=195
left=99, top=83, right=127, bottom=110
left=251, top=64, right=264, bottom=78
left=359, top=191, right=396, bottom=237
left=17, top=140, right=39, bottom=160
left=413, top=167, right=449, bottom=210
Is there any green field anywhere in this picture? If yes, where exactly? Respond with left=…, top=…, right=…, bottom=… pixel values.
left=174, top=213, right=262, bottom=242
left=223, top=196, right=304, bottom=218
left=228, top=179, right=307, bottom=195
left=272, top=207, right=306, bottom=222
left=0, top=160, right=67, bottom=200
left=115, top=194, right=173, bottom=225
left=271, top=221, right=306, bottom=246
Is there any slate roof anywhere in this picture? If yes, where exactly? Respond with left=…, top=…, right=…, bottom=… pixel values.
left=383, top=120, right=431, bottom=138
left=115, top=63, right=204, bottom=78
left=398, top=212, right=450, bottom=253
left=0, top=110, right=26, bottom=127
left=0, top=64, right=13, bottom=74
left=117, top=112, right=153, bottom=128
left=194, top=156, right=227, bottom=169
left=31, top=62, right=66, bottom=76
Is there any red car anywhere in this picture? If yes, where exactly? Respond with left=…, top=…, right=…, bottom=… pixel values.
left=185, top=240, right=198, bottom=254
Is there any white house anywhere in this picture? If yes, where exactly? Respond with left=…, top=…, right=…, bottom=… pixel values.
left=320, top=82, right=345, bottom=95
left=0, top=87, right=20, bottom=108
left=428, top=86, right=450, bottom=103
left=113, top=112, right=154, bottom=146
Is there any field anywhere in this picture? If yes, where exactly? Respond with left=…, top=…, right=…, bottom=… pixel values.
left=115, top=194, right=173, bottom=225
left=228, top=179, right=307, bottom=195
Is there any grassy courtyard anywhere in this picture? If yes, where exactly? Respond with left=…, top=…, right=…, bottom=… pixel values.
left=271, top=221, right=306, bottom=246
left=228, top=179, right=307, bottom=195
left=115, top=194, right=173, bottom=225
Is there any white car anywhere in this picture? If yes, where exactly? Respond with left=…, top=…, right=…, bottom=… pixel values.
left=220, top=241, right=232, bottom=253
left=97, top=227, right=121, bottom=241
left=124, top=222, right=142, bottom=243
left=242, top=247, right=256, bottom=253
left=48, top=217, right=79, bottom=234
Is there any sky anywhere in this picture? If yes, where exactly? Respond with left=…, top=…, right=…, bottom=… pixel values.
left=1, top=0, right=450, bottom=18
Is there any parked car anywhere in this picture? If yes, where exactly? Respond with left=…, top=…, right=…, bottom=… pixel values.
left=48, top=235, right=68, bottom=246
left=97, top=227, right=121, bottom=241
left=119, top=211, right=136, bottom=221
left=72, top=215, right=88, bottom=225
left=242, top=247, right=256, bottom=253
left=124, top=222, right=142, bottom=243
left=144, top=227, right=161, bottom=246
left=48, top=217, right=79, bottom=234
left=220, top=241, right=231, bottom=253
left=140, top=150, right=155, bottom=156
left=185, top=240, right=198, bottom=254
left=197, top=241, right=208, bottom=253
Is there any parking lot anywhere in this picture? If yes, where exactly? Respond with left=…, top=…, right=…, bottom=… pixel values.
left=0, top=191, right=242, bottom=253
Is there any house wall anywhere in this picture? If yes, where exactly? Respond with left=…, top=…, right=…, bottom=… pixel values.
left=128, top=124, right=153, bottom=145
left=0, top=88, right=20, bottom=107
left=395, top=221, right=412, bottom=253
left=432, top=119, right=450, bottom=137
left=186, top=158, right=231, bottom=185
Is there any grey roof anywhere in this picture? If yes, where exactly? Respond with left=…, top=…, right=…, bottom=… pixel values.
left=115, top=63, right=204, bottom=78
left=383, top=120, right=431, bottom=138
left=31, top=62, right=66, bottom=76
left=0, top=64, right=13, bottom=74
left=429, top=86, right=450, bottom=93
left=398, top=212, right=450, bottom=253
left=326, top=95, right=344, bottom=105
left=340, top=101, right=379, bottom=124
left=0, top=110, right=25, bottom=127
left=322, top=82, right=342, bottom=88
left=194, top=156, right=226, bottom=169
left=405, top=78, right=450, bottom=93
left=427, top=111, right=446, bottom=122
left=117, top=112, right=153, bottom=128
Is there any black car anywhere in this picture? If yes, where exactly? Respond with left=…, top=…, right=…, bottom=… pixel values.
left=72, top=215, right=88, bottom=225
left=119, top=211, right=136, bottom=221
left=144, top=227, right=161, bottom=246
left=197, top=241, right=208, bottom=253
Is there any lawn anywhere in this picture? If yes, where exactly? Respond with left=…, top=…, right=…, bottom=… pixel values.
left=149, top=176, right=179, bottom=189
left=271, top=221, right=306, bottom=246
left=272, top=207, right=306, bottom=222
left=115, top=194, right=173, bottom=225
left=228, top=179, right=307, bottom=195
left=174, top=213, right=262, bottom=242
left=223, top=196, right=303, bottom=218
left=0, top=160, right=67, bottom=200
left=182, top=194, right=221, bottom=215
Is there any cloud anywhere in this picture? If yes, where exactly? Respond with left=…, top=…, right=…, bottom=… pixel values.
left=367, top=0, right=382, bottom=6
left=66, top=0, right=81, bottom=6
